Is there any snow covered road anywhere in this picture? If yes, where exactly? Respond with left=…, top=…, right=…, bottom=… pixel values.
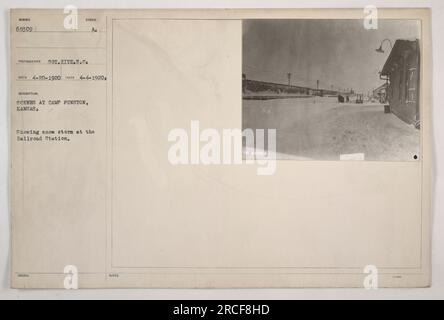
left=243, top=96, right=420, bottom=161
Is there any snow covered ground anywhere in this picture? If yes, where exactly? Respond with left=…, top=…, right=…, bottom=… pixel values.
left=242, top=96, right=420, bottom=161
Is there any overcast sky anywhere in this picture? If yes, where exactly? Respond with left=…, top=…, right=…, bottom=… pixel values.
left=243, top=19, right=420, bottom=93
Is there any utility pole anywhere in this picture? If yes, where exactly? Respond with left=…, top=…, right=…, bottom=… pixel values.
left=287, top=73, right=291, bottom=88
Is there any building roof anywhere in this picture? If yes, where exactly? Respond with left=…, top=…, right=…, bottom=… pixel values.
left=381, top=39, right=419, bottom=76
left=373, top=82, right=388, bottom=93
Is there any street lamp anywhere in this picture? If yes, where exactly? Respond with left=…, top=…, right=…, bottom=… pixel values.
left=375, top=39, right=393, bottom=53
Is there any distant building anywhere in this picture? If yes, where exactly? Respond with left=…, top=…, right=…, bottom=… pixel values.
left=373, top=82, right=388, bottom=103
left=381, top=39, right=420, bottom=128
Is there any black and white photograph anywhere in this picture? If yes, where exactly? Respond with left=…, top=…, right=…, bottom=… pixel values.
left=242, top=19, right=421, bottom=161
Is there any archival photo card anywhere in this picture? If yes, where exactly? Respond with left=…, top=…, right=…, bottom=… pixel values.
left=10, top=8, right=431, bottom=289
left=242, top=19, right=421, bottom=161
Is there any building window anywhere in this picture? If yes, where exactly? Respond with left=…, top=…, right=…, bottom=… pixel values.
left=398, top=70, right=403, bottom=101
left=406, top=67, right=417, bottom=103
left=398, top=59, right=404, bottom=102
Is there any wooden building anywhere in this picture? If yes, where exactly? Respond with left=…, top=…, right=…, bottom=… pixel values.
left=381, top=39, right=420, bottom=128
